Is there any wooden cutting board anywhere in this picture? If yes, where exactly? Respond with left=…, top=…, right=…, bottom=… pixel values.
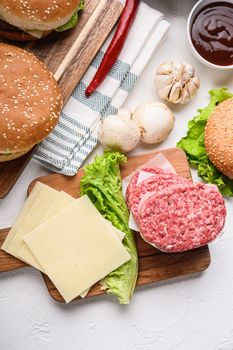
left=0, top=148, right=211, bottom=303
left=0, top=0, right=123, bottom=199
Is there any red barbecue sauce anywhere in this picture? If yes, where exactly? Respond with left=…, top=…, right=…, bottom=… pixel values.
left=191, top=2, right=233, bottom=66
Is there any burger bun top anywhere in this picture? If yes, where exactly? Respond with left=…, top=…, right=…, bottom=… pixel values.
left=0, top=43, right=62, bottom=154
left=0, top=0, right=81, bottom=31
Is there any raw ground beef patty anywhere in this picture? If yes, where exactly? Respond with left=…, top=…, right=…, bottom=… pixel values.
left=130, top=173, right=190, bottom=223
left=126, top=167, right=171, bottom=208
left=139, top=183, right=226, bottom=253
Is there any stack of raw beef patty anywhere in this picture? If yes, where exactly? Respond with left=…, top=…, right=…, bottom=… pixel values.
left=126, top=167, right=226, bottom=253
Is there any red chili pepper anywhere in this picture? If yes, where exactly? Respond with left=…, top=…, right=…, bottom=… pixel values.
left=85, top=0, right=140, bottom=97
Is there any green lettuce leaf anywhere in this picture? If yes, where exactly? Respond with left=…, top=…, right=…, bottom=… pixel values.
left=56, top=0, right=85, bottom=32
left=80, top=151, right=138, bottom=304
left=177, top=88, right=233, bottom=196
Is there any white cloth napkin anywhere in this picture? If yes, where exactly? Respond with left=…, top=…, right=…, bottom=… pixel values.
left=34, top=2, right=170, bottom=175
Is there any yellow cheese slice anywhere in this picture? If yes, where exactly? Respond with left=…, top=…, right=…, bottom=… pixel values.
left=41, top=191, right=74, bottom=222
left=79, top=221, right=125, bottom=299
left=3, top=184, right=126, bottom=299
left=1, top=182, right=56, bottom=251
left=22, top=29, right=44, bottom=38
left=23, top=195, right=131, bottom=303
left=108, top=223, right=125, bottom=241
left=17, top=193, right=125, bottom=271
left=2, top=183, right=59, bottom=260
left=17, top=191, right=74, bottom=270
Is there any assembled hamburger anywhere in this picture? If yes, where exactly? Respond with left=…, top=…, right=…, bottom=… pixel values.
left=178, top=88, right=233, bottom=196
left=0, top=0, right=84, bottom=41
left=0, top=43, right=62, bottom=162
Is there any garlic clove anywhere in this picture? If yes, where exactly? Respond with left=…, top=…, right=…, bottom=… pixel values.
left=173, top=63, right=185, bottom=82
left=156, top=61, right=173, bottom=75
left=185, top=77, right=200, bottom=99
left=154, top=74, right=174, bottom=90
left=168, top=82, right=183, bottom=104
left=183, top=62, right=195, bottom=80
left=191, top=75, right=200, bottom=89
left=157, top=83, right=173, bottom=100
left=179, top=87, right=191, bottom=104
left=173, top=62, right=184, bottom=74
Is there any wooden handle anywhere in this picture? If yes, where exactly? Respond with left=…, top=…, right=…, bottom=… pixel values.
left=54, top=0, right=122, bottom=82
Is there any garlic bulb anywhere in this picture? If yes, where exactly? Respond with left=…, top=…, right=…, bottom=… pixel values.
left=155, top=61, right=200, bottom=104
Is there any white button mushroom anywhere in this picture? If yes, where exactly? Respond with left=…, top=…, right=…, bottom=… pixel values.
left=98, top=109, right=141, bottom=153
left=132, top=101, right=175, bottom=144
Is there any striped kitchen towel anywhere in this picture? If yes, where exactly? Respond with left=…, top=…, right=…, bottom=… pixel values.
left=34, top=2, right=170, bottom=175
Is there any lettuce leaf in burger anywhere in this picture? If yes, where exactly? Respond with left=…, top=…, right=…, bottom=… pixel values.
left=56, top=0, right=84, bottom=32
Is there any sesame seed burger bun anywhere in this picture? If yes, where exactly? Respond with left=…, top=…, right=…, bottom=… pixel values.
left=205, top=97, right=233, bottom=179
left=0, top=0, right=81, bottom=32
left=0, top=43, right=63, bottom=162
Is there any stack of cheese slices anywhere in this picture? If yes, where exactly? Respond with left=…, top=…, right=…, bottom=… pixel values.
left=1, top=183, right=131, bottom=303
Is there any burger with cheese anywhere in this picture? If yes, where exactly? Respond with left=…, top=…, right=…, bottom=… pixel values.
left=0, top=0, right=84, bottom=41
left=0, top=43, right=63, bottom=162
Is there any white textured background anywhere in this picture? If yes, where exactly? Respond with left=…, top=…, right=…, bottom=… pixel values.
left=1, top=1, right=233, bottom=349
